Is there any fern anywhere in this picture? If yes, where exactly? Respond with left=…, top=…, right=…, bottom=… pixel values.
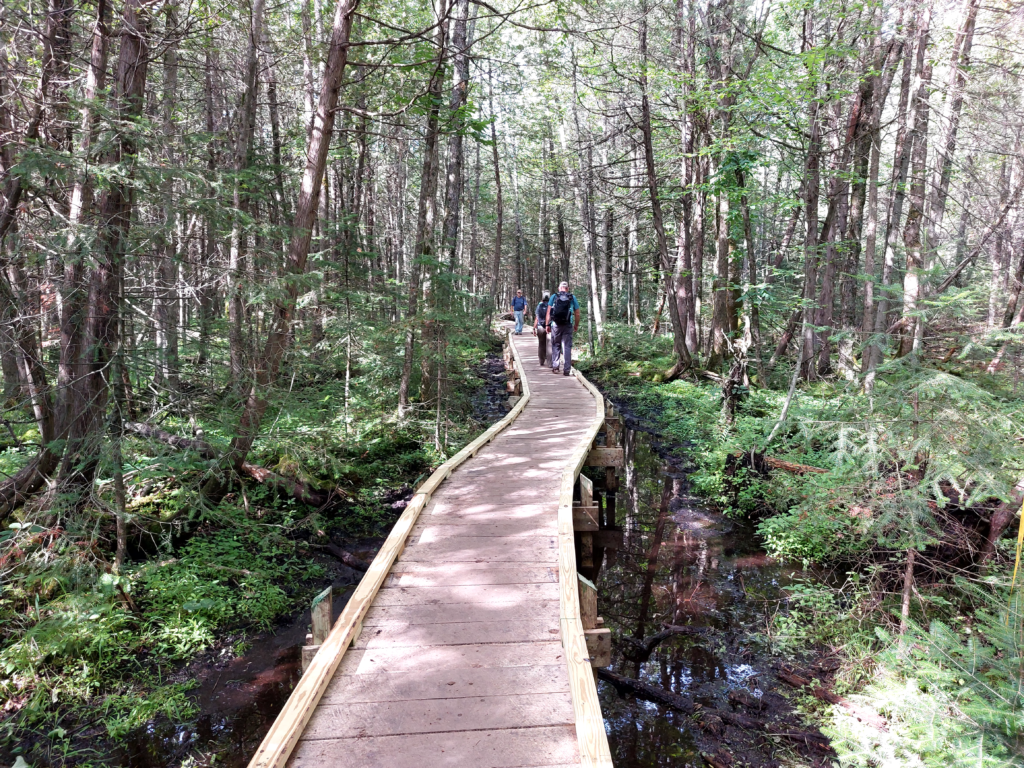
left=828, top=580, right=1024, bottom=767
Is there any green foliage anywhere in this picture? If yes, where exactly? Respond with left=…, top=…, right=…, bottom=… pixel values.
left=769, top=575, right=875, bottom=654
left=828, top=580, right=1024, bottom=768
left=0, top=499, right=324, bottom=746
left=138, top=511, right=323, bottom=640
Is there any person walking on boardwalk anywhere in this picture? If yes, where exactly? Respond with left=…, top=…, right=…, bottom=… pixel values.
left=511, top=289, right=528, bottom=334
left=533, top=291, right=551, bottom=367
left=546, top=281, right=580, bottom=376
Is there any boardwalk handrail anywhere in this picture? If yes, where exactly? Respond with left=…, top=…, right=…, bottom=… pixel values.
left=561, top=365, right=614, bottom=767
left=247, top=329, right=531, bottom=768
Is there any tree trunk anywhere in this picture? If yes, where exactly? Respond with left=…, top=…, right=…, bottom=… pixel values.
left=397, top=0, right=448, bottom=416
left=927, top=0, right=979, bottom=244
left=58, top=0, right=151, bottom=490
left=155, top=4, right=180, bottom=397
left=581, top=144, right=605, bottom=345
left=639, top=11, right=689, bottom=372
left=442, top=0, right=471, bottom=270
left=800, top=11, right=822, bottom=380
left=1001, top=238, right=1024, bottom=328
left=602, top=206, right=613, bottom=318
left=899, top=7, right=932, bottom=358
left=227, top=0, right=266, bottom=389
left=59, top=0, right=108, bottom=458
left=863, top=38, right=904, bottom=387
left=214, top=0, right=360, bottom=480
left=878, top=13, right=917, bottom=340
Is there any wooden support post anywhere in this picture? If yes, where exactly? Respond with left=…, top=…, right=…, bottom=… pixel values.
left=311, top=586, right=332, bottom=645
left=578, top=575, right=611, bottom=667
left=604, top=472, right=617, bottom=527
left=579, top=473, right=593, bottom=507
left=603, top=421, right=620, bottom=449
left=301, top=643, right=319, bottom=673
left=301, top=587, right=333, bottom=674
left=580, top=532, right=594, bottom=569
left=586, top=447, right=624, bottom=468
left=573, top=505, right=599, bottom=531
left=578, top=574, right=598, bottom=630
left=584, top=627, right=612, bottom=668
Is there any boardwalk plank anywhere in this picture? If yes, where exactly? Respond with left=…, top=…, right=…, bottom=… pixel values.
left=353, top=618, right=561, bottom=649
left=412, top=523, right=557, bottom=540
left=302, top=692, right=574, bottom=739
left=289, top=726, right=579, bottom=768
left=388, top=564, right=557, bottom=586
left=362, top=599, right=559, bottom=626
left=321, top=664, right=570, bottom=703
left=335, top=641, right=567, bottom=676
left=371, top=583, right=558, bottom=606
left=400, top=535, right=557, bottom=561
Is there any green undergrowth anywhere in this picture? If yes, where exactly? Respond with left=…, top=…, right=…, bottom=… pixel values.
left=0, top=322, right=502, bottom=765
left=580, top=322, right=1024, bottom=767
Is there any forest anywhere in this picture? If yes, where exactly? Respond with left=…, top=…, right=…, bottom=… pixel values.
left=1, top=0, right=1023, bottom=764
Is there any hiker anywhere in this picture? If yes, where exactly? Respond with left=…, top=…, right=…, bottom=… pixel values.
left=533, top=291, right=551, bottom=367
left=545, top=281, right=580, bottom=376
left=511, top=289, right=528, bottom=334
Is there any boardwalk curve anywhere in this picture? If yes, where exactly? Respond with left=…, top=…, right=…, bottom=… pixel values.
left=249, top=328, right=612, bottom=768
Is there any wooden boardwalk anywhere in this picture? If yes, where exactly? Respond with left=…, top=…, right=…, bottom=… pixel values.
left=250, top=328, right=613, bottom=768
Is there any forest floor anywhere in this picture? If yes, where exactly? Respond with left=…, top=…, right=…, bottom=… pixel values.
left=0, top=336, right=510, bottom=768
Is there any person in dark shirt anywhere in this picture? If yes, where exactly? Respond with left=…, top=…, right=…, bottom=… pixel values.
left=510, top=290, right=528, bottom=334
left=545, top=281, right=580, bottom=375
left=533, top=291, right=551, bottom=366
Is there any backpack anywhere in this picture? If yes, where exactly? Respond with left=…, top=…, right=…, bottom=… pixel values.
left=550, top=292, right=574, bottom=325
left=536, top=302, right=549, bottom=327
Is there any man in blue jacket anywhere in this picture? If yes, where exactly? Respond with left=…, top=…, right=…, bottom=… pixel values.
left=511, top=290, right=528, bottom=334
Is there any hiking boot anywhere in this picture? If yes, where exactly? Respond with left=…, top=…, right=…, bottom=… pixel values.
left=563, top=371, right=571, bottom=376
left=552, top=368, right=559, bottom=375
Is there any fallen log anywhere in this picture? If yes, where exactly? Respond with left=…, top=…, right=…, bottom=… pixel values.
left=729, top=451, right=828, bottom=476
left=598, top=668, right=831, bottom=750
left=763, top=456, right=827, bottom=475
left=777, top=665, right=888, bottom=731
left=124, top=421, right=216, bottom=459
left=239, top=461, right=332, bottom=507
left=0, top=448, right=60, bottom=516
left=620, top=623, right=707, bottom=661
left=320, top=541, right=370, bottom=572
left=124, top=421, right=346, bottom=509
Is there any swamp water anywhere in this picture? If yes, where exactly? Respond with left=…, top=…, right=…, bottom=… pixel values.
left=594, top=423, right=826, bottom=767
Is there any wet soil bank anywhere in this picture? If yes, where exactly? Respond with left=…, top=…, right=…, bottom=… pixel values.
left=593, top=412, right=835, bottom=767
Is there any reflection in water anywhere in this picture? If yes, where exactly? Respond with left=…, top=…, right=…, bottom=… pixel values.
left=596, top=424, right=803, bottom=767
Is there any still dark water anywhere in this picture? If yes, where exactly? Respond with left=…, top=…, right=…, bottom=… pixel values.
left=596, top=424, right=812, bottom=768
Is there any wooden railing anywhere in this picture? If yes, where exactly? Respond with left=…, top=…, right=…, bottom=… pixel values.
left=563, top=365, right=615, bottom=767
left=247, top=329, right=532, bottom=768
